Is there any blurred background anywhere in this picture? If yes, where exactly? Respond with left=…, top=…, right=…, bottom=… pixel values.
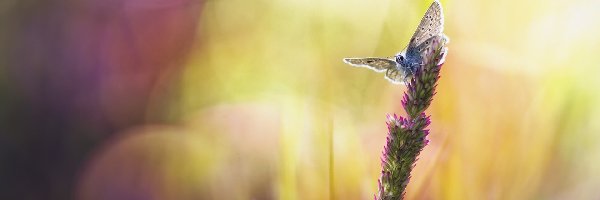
left=1, top=0, right=600, bottom=199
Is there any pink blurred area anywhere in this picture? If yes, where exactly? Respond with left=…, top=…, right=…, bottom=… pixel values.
left=16, top=0, right=201, bottom=127
left=0, top=0, right=203, bottom=199
left=77, top=103, right=281, bottom=199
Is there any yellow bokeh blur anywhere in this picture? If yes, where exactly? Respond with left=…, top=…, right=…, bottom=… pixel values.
left=173, top=0, right=600, bottom=199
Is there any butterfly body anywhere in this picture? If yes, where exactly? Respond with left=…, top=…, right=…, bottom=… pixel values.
left=395, top=50, right=421, bottom=79
left=343, top=0, right=448, bottom=84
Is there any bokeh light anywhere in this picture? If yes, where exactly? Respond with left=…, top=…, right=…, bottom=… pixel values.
left=1, top=0, right=600, bottom=199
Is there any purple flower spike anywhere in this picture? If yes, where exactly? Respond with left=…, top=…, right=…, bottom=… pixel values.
left=375, top=22, right=448, bottom=200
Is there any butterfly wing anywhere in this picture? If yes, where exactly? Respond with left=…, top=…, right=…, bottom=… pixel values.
left=343, top=57, right=396, bottom=73
left=408, top=1, right=444, bottom=48
left=343, top=57, right=406, bottom=84
left=385, top=68, right=405, bottom=84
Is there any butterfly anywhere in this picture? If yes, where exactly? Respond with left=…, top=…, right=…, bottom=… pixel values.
left=343, top=0, right=448, bottom=84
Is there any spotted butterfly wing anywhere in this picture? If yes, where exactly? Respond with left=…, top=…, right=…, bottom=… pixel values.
left=408, top=0, right=444, bottom=48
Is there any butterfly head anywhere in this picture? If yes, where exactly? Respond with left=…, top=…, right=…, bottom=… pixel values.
left=394, top=51, right=421, bottom=80
left=394, top=52, right=408, bottom=67
left=395, top=54, right=404, bottom=64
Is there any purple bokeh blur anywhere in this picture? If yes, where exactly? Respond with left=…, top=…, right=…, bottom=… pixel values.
left=0, top=0, right=203, bottom=199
